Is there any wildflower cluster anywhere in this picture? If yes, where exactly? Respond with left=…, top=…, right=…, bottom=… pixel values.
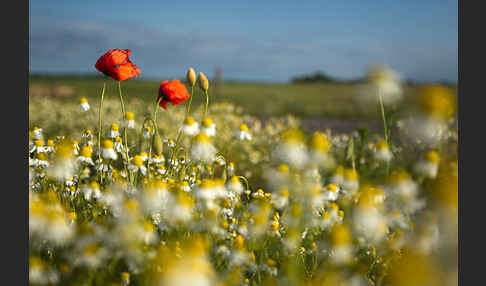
left=29, top=59, right=457, bottom=285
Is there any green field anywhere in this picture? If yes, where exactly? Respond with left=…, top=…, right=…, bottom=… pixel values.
left=29, top=75, right=431, bottom=120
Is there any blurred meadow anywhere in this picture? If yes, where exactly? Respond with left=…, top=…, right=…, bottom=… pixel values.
left=28, top=76, right=421, bottom=119
left=30, top=75, right=454, bottom=138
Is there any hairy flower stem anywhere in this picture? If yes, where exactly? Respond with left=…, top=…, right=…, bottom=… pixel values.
left=117, top=81, right=131, bottom=184
left=97, top=82, right=106, bottom=161
left=147, top=119, right=158, bottom=178
left=186, top=85, right=194, bottom=119
left=168, top=86, right=194, bottom=175
left=153, top=97, right=162, bottom=129
left=142, top=98, right=162, bottom=155
left=204, top=90, right=209, bottom=118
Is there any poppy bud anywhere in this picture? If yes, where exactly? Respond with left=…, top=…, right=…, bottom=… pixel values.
left=187, top=67, right=196, bottom=87
left=153, top=134, right=163, bottom=155
left=198, top=72, right=209, bottom=92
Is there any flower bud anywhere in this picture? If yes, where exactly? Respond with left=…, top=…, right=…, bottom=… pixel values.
left=187, top=67, right=196, bottom=86
left=198, top=72, right=209, bottom=92
left=153, top=134, right=163, bottom=155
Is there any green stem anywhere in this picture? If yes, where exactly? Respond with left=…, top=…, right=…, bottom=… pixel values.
left=97, top=82, right=106, bottom=161
left=168, top=88, right=193, bottom=175
left=237, top=176, right=250, bottom=190
left=186, top=85, right=194, bottom=119
left=378, top=88, right=389, bottom=145
left=204, top=90, right=209, bottom=118
left=154, top=97, right=162, bottom=133
left=147, top=118, right=158, bottom=178
left=117, top=81, right=131, bottom=184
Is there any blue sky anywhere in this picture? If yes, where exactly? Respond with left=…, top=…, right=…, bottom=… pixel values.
left=29, top=0, right=457, bottom=82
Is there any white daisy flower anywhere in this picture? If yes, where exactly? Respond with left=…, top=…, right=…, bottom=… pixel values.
left=190, top=132, right=217, bottom=163
left=78, top=97, right=90, bottom=112
left=124, top=111, right=136, bottom=129
left=44, top=139, right=55, bottom=153
left=77, top=146, right=94, bottom=165
left=47, top=143, right=76, bottom=182
left=181, top=116, right=200, bottom=136
left=143, top=124, right=153, bottom=139
left=373, top=140, right=393, bottom=163
left=101, top=140, right=117, bottom=160
left=114, top=137, right=125, bottom=153
left=128, top=155, right=147, bottom=176
left=274, top=129, right=308, bottom=169
left=30, top=139, right=46, bottom=154
left=82, top=182, right=102, bottom=201
left=150, top=154, right=165, bottom=164
left=107, top=123, right=120, bottom=139
left=363, top=64, right=403, bottom=106
left=234, top=123, right=252, bottom=140
left=201, top=117, right=216, bottom=137
left=32, top=127, right=43, bottom=140
left=323, top=184, right=340, bottom=201
left=414, top=150, right=440, bottom=179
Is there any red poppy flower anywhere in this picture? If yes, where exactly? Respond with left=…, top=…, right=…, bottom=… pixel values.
left=157, top=80, right=191, bottom=109
left=95, top=49, right=141, bottom=81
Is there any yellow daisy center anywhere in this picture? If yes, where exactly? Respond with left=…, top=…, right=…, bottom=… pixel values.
left=202, top=117, right=214, bottom=127
left=103, top=139, right=114, bottom=149
left=132, top=155, right=144, bottom=167
left=80, top=146, right=92, bottom=158
left=125, top=111, right=135, bottom=120
left=184, top=116, right=196, bottom=125
left=309, top=132, right=331, bottom=152
left=195, top=132, right=211, bottom=143
left=239, top=123, right=249, bottom=132
left=425, top=150, right=440, bottom=164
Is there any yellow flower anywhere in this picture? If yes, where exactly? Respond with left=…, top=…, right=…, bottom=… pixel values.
left=131, top=155, right=144, bottom=167
left=330, top=224, right=351, bottom=246
left=334, top=165, right=345, bottom=175
left=281, top=128, right=305, bottom=143
left=375, top=139, right=389, bottom=150
left=424, top=150, right=440, bottom=164
left=125, top=111, right=135, bottom=120
left=387, top=250, right=441, bottom=286
left=386, top=169, right=411, bottom=183
left=80, top=146, right=92, bottom=158
left=309, top=131, right=331, bottom=152
left=202, top=117, right=213, bottom=127
left=184, top=116, right=196, bottom=125
left=194, top=132, right=211, bottom=143
left=68, top=212, right=77, bottom=221
left=343, top=168, right=358, bottom=181
left=358, top=184, right=385, bottom=207
left=417, top=84, right=456, bottom=119
left=103, top=139, right=114, bottom=149
left=55, top=141, right=73, bottom=159
left=239, top=123, right=249, bottom=132
left=325, top=184, right=338, bottom=192
left=277, top=164, right=290, bottom=173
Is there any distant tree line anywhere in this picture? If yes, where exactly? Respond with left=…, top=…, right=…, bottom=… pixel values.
left=290, top=71, right=364, bottom=84
left=291, top=71, right=457, bottom=87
